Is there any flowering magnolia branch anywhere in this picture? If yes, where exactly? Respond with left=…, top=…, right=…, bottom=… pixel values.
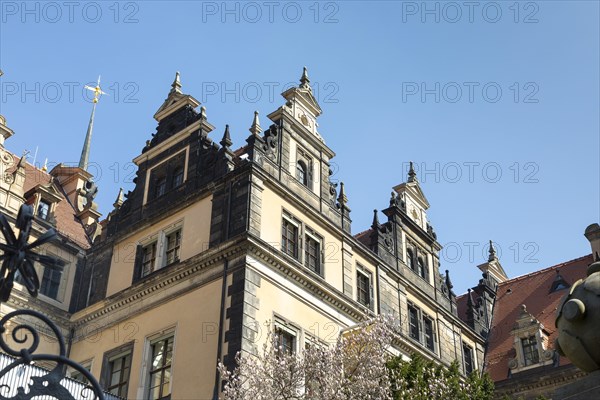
left=218, top=315, right=396, bottom=400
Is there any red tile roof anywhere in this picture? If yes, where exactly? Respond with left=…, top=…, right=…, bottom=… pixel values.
left=458, top=255, right=593, bottom=382
left=13, top=156, right=91, bottom=249
left=354, top=228, right=373, bottom=247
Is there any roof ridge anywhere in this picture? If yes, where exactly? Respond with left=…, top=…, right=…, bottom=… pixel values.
left=497, top=254, right=592, bottom=287
left=353, top=228, right=373, bottom=238
left=456, top=254, right=592, bottom=298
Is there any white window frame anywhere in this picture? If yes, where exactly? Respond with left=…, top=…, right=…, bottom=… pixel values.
left=139, top=221, right=184, bottom=277
left=138, top=327, right=176, bottom=400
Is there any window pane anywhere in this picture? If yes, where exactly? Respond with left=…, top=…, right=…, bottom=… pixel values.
left=409, top=307, right=419, bottom=340
left=40, top=266, right=62, bottom=300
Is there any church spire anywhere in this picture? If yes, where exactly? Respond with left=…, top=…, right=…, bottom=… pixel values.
left=79, top=76, right=106, bottom=171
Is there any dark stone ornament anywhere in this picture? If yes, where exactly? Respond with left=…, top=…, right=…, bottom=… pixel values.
left=262, top=124, right=279, bottom=159
left=0, top=205, right=65, bottom=302
left=0, top=205, right=106, bottom=399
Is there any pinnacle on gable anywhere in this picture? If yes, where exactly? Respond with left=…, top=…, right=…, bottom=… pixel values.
left=170, top=71, right=182, bottom=95
left=371, top=209, right=380, bottom=228
left=220, top=124, right=233, bottom=149
left=299, top=66, right=311, bottom=90
left=407, top=161, right=418, bottom=183
left=489, top=240, right=498, bottom=262
left=249, top=110, right=262, bottom=137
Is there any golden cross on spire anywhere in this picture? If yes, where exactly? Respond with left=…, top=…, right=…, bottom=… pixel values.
left=84, top=76, right=108, bottom=103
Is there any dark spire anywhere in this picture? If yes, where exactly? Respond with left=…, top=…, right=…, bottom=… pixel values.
left=371, top=209, right=380, bottom=229
left=445, top=269, right=454, bottom=292
left=220, top=124, right=232, bottom=149
left=299, top=66, right=311, bottom=89
left=488, top=240, right=498, bottom=262
left=467, top=288, right=474, bottom=308
left=407, top=161, right=417, bottom=183
left=338, top=181, right=348, bottom=208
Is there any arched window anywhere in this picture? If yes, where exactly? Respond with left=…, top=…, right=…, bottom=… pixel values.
left=296, top=161, right=308, bottom=186
left=172, top=167, right=184, bottom=188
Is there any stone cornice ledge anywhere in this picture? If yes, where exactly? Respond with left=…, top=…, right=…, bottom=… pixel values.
left=246, top=234, right=372, bottom=322
left=70, top=237, right=249, bottom=334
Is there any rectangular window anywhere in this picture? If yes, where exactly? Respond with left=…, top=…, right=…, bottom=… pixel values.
left=40, top=266, right=62, bottom=300
left=165, top=230, right=181, bottom=265
left=142, top=242, right=157, bottom=277
left=521, top=336, right=539, bottom=366
left=304, top=231, right=322, bottom=275
left=107, top=352, right=132, bottom=397
left=69, top=360, right=92, bottom=383
left=356, top=270, right=371, bottom=308
left=463, top=343, right=474, bottom=374
left=274, top=324, right=296, bottom=355
left=148, top=336, right=174, bottom=400
left=37, top=200, right=50, bottom=220
left=423, top=316, right=435, bottom=351
left=282, top=217, right=299, bottom=259
left=409, top=305, right=420, bottom=341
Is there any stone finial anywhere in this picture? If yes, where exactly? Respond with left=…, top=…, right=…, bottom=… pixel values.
left=488, top=240, right=498, bottom=262
left=200, top=106, right=207, bottom=120
left=467, top=288, right=474, bottom=308
left=170, top=71, right=182, bottom=95
left=407, top=161, right=417, bottom=183
left=249, top=111, right=261, bottom=137
left=338, top=181, right=348, bottom=207
left=299, top=66, right=311, bottom=89
left=371, top=209, right=380, bottom=228
left=113, top=187, right=124, bottom=209
left=220, top=125, right=233, bottom=150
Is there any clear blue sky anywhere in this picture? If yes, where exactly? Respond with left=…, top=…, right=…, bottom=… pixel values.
left=1, top=1, right=598, bottom=294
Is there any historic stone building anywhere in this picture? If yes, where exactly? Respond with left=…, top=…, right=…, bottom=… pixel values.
left=457, top=224, right=600, bottom=399
left=1, top=69, right=488, bottom=399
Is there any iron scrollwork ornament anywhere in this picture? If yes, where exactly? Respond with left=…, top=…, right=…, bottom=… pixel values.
left=0, top=205, right=106, bottom=400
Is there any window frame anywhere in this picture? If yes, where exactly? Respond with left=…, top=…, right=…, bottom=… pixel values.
left=142, top=241, right=158, bottom=277
left=356, top=268, right=373, bottom=309
left=408, top=304, right=420, bottom=341
left=100, top=342, right=134, bottom=399
left=521, top=335, right=540, bottom=366
left=274, top=320, right=298, bottom=356
left=281, top=214, right=300, bottom=260
left=146, top=333, right=175, bottom=400
left=37, top=199, right=51, bottom=220
left=304, top=228, right=323, bottom=276
left=463, top=342, right=474, bottom=375
left=423, top=315, right=435, bottom=352
left=164, top=229, right=182, bottom=266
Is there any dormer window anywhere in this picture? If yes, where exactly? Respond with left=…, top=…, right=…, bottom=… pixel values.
left=549, top=270, right=570, bottom=293
left=406, top=248, right=414, bottom=270
left=508, top=304, right=555, bottom=374
left=522, top=336, right=540, bottom=366
left=295, top=148, right=313, bottom=190
left=37, top=200, right=50, bottom=220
